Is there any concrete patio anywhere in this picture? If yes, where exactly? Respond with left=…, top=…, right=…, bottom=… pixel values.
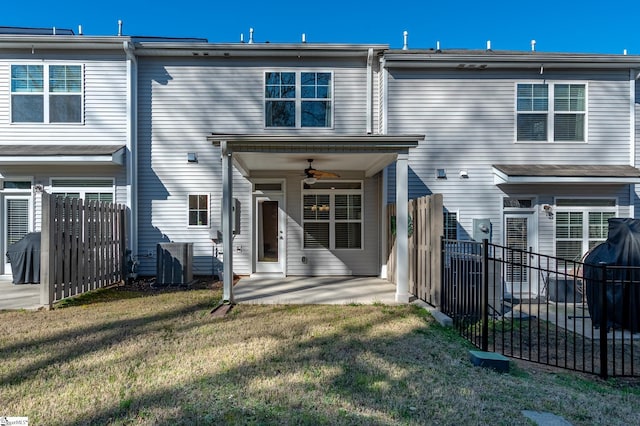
left=0, top=274, right=400, bottom=310
left=0, top=275, right=41, bottom=310
left=233, top=276, right=399, bottom=305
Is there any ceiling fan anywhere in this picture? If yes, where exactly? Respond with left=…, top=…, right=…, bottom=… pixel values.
left=304, top=159, right=339, bottom=184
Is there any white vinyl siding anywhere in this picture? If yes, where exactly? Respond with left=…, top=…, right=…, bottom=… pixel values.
left=1, top=59, right=127, bottom=144
left=386, top=68, right=632, bottom=260
left=137, top=57, right=370, bottom=276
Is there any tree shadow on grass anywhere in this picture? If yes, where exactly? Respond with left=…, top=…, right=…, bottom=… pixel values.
left=3, top=303, right=452, bottom=425
left=65, top=305, right=434, bottom=425
left=0, top=293, right=219, bottom=386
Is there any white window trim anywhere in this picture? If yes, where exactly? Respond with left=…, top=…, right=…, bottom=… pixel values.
left=252, top=178, right=285, bottom=195
left=553, top=197, right=618, bottom=261
left=187, top=193, right=211, bottom=228
left=1, top=177, right=34, bottom=192
left=10, top=62, right=85, bottom=125
left=301, top=180, right=363, bottom=250
left=48, top=177, right=115, bottom=201
left=514, top=81, right=588, bottom=143
left=264, top=70, right=334, bottom=130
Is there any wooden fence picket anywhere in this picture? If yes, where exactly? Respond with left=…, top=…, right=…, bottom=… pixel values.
left=387, top=194, right=443, bottom=307
left=39, top=192, right=127, bottom=308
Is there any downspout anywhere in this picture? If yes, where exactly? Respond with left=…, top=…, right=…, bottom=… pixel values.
left=380, top=56, right=388, bottom=135
left=631, top=69, right=637, bottom=218
left=123, top=40, right=138, bottom=257
left=366, top=48, right=373, bottom=134
left=379, top=54, right=389, bottom=278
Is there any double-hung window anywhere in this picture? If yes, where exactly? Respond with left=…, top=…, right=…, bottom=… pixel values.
left=265, top=71, right=332, bottom=128
left=11, top=64, right=82, bottom=123
left=303, top=182, right=361, bottom=249
left=188, top=194, right=210, bottom=227
left=516, top=83, right=586, bottom=142
left=555, top=199, right=616, bottom=267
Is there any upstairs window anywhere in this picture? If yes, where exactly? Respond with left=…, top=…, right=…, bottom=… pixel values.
left=516, top=83, right=585, bottom=142
left=11, top=64, right=82, bottom=123
left=265, top=71, right=332, bottom=128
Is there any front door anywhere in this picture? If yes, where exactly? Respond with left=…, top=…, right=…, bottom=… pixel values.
left=255, top=194, right=285, bottom=274
left=504, top=213, right=538, bottom=299
left=3, top=195, right=32, bottom=275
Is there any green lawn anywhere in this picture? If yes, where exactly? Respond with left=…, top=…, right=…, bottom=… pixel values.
left=1, top=283, right=638, bottom=425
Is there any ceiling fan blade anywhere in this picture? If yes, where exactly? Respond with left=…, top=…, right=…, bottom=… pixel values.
left=308, top=169, right=340, bottom=179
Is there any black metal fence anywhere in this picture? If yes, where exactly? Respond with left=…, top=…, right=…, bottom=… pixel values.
left=441, top=238, right=640, bottom=378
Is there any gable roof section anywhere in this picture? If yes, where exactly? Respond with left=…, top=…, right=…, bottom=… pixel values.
left=492, top=164, right=640, bottom=184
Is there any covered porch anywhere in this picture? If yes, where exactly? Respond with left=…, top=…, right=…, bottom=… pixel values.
left=208, top=134, right=423, bottom=304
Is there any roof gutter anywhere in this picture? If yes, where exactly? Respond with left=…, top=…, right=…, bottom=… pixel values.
left=133, top=43, right=388, bottom=58
left=0, top=35, right=129, bottom=51
left=383, top=53, right=640, bottom=70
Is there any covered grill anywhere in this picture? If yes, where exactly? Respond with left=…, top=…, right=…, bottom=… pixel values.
left=583, top=218, right=640, bottom=332
left=6, top=232, right=41, bottom=284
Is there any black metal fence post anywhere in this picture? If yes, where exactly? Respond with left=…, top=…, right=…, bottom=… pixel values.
left=599, top=262, right=608, bottom=380
left=481, top=239, right=489, bottom=352
left=440, top=236, right=445, bottom=310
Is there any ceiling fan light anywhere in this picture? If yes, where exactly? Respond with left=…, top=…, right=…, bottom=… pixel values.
left=304, top=176, right=317, bottom=185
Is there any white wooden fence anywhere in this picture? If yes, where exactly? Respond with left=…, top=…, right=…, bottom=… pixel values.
left=40, top=192, right=127, bottom=307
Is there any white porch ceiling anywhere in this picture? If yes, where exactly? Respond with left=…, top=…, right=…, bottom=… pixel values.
left=233, top=152, right=398, bottom=178
left=207, top=133, right=424, bottom=178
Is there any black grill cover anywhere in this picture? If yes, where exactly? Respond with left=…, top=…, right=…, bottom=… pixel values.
left=5, top=232, right=41, bottom=284
left=583, top=218, right=640, bottom=332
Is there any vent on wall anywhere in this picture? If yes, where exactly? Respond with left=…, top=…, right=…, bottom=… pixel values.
left=156, top=242, right=193, bottom=286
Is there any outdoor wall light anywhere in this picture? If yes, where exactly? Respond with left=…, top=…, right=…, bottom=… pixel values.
left=543, top=205, right=554, bottom=218
left=459, top=169, right=469, bottom=179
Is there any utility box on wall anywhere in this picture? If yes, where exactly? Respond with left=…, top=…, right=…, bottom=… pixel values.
left=473, top=218, right=491, bottom=242
left=156, top=242, right=193, bottom=286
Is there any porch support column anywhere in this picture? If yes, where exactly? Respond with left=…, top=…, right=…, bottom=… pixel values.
left=395, top=152, right=410, bottom=302
left=221, top=141, right=234, bottom=303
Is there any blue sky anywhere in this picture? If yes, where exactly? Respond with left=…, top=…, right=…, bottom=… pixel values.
left=4, top=0, right=639, bottom=54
